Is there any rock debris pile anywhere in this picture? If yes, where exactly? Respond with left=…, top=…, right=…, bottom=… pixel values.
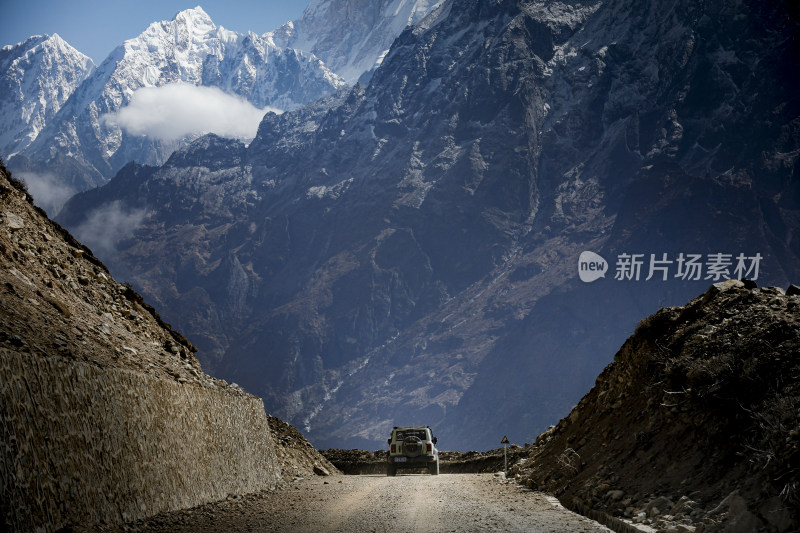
left=267, top=415, right=340, bottom=482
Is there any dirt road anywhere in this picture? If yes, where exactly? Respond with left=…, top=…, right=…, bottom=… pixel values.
left=108, top=474, right=613, bottom=532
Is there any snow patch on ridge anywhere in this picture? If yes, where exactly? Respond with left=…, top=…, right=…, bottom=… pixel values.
left=306, top=178, right=354, bottom=200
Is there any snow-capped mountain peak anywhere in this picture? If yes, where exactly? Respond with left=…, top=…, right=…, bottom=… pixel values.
left=0, top=33, right=94, bottom=157
left=113, top=6, right=235, bottom=89
left=173, top=5, right=214, bottom=27
left=9, top=7, right=345, bottom=194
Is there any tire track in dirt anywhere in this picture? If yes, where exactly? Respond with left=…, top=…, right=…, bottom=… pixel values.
left=97, top=474, right=614, bottom=532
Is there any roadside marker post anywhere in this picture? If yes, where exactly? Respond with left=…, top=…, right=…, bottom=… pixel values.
left=501, top=436, right=509, bottom=474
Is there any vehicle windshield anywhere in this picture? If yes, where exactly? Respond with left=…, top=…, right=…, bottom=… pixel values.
left=395, top=429, right=427, bottom=440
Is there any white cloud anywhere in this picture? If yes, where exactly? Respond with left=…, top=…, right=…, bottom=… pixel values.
left=18, top=171, right=76, bottom=216
left=103, top=84, right=280, bottom=141
left=72, top=201, right=148, bottom=260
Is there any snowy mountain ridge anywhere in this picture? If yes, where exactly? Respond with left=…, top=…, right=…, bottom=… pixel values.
left=270, top=0, right=441, bottom=83
left=0, top=34, right=94, bottom=158
left=3, top=2, right=448, bottom=202
left=6, top=6, right=346, bottom=196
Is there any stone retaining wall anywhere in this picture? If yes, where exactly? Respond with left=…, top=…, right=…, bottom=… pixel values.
left=0, top=349, right=281, bottom=531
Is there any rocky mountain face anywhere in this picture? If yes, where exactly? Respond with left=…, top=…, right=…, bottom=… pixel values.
left=270, top=0, right=439, bottom=83
left=514, top=280, right=800, bottom=532
left=0, top=34, right=94, bottom=158
left=58, top=0, right=800, bottom=451
left=5, top=7, right=345, bottom=197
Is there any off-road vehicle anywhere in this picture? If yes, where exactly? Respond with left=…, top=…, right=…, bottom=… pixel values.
left=386, top=425, right=439, bottom=476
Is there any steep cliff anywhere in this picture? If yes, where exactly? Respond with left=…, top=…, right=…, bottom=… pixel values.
left=0, top=161, right=282, bottom=531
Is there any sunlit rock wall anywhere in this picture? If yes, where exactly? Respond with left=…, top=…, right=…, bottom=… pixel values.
left=0, top=349, right=281, bottom=531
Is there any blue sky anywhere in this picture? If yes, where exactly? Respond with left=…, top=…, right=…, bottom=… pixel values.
left=2, top=0, right=311, bottom=63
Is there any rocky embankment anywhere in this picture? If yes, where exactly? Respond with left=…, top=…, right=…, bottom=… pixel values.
left=512, top=281, right=800, bottom=533
left=268, top=415, right=340, bottom=481
left=0, top=161, right=285, bottom=531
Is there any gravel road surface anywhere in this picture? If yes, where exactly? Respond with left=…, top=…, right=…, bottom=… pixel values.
left=108, top=474, right=613, bottom=532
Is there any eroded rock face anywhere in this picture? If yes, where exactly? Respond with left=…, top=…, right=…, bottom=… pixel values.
left=0, top=163, right=282, bottom=531
left=57, top=0, right=800, bottom=450
left=515, top=283, right=800, bottom=532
